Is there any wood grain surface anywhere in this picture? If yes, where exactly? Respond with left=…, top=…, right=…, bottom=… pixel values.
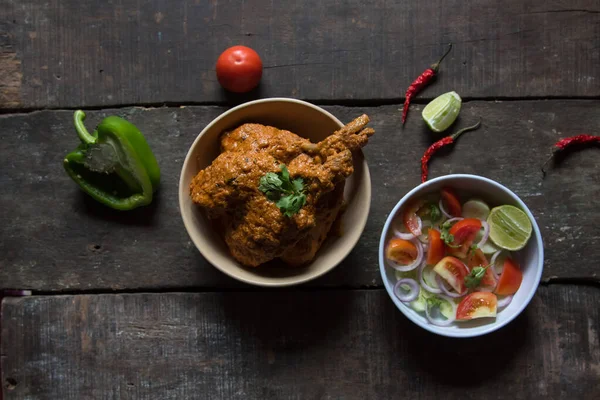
left=1, top=101, right=599, bottom=291
left=0, top=0, right=599, bottom=109
left=2, top=286, right=599, bottom=399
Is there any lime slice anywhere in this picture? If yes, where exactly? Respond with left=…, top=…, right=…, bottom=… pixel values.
left=422, top=91, right=462, bottom=133
left=487, top=205, right=533, bottom=251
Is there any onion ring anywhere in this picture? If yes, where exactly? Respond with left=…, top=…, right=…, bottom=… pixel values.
left=439, top=199, right=452, bottom=219
left=476, top=221, right=490, bottom=248
left=393, top=229, right=416, bottom=240
left=497, top=295, right=513, bottom=308
left=436, top=275, right=467, bottom=298
left=490, top=250, right=504, bottom=276
left=394, top=278, right=420, bottom=302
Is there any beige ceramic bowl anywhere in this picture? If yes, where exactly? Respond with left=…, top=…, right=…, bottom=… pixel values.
left=179, top=98, right=372, bottom=286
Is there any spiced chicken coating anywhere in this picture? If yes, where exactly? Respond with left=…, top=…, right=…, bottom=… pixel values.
left=190, top=115, right=374, bottom=267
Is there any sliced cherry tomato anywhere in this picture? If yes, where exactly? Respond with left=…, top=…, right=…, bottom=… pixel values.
left=433, top=256, right=469, bottom=294
left=467, top=249, right=496, bottom=287
left=402, top=200, right=425, bottom=236
left=386, top=238, right=418, bottom=265
left=448, top=218, right=482, bottom=258
left=441, top=188, right=462, bottom=217
left=427, top=229, right=446, bottom=265
left=216, top=46, right=263, bottom=93
left=495, top=257, right=523, bottom=295
left=456, top=292, right=498, bottom=320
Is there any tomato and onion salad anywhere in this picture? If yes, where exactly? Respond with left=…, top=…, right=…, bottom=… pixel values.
left=385, top=188, right=526, bottom=327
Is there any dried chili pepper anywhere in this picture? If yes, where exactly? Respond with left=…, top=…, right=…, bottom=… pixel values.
left=421, top=119, right=481, bottom=182
left=402, top=43, right=453, bottom=125
left=541, top=134, right=600, bottom=176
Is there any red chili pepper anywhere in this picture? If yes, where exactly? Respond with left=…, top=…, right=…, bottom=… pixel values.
left=402, top=43, right=453, bottom=125
left=541, top=134, right=600, bottom=176
left=421, top=119, right=481, bottom=182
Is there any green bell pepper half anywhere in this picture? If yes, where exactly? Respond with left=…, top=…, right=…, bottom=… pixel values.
left=63, top=110, right=160, bottom=210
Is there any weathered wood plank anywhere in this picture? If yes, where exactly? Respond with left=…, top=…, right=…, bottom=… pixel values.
left=1, top=101, right=599, bottom=291
left=2, top=286, right=599, bottom=399
left=0, top=0, right=599, bottom=109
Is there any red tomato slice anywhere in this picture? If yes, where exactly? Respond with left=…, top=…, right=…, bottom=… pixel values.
left=456, top=292, right=498, bottom=320
left=441, top=188, right=462, bottom=217
left=386, top=238, right=418, bottom=265
left=448, top=218, right=482, bottom=258
left=433, top=256, right=469, bottom=294
left=427, top=229, right=446, bottom=265
left=495, top=257, right=523, bottom=295
left=467, top=249, right=496, bottom=287
left=402, top=200, right=425, bottom=236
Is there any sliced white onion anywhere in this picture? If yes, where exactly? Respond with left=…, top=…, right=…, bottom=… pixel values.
left=418, top=220, right=433, bottom=243
left=490, top=250, right=504, bottom=276
left=436, top=275, right=467, bottom=298
left=394, top=278, right=420, bottom=303
left=393, top=229, right=416, bottom=240
left=445, top=217, right=464, bottom=226
left=415, top=217, right=423, bottom=236
left=425, top=294, right=458, bottom=326
left=418, top=262, right=442, bottom=294
left=476, top=221, right=490, bottom=249
left=439, top=199, right=453, bottom=219
left=497, top=295, right=513, bottom=309
left=388, top=239, right=423, bottom=272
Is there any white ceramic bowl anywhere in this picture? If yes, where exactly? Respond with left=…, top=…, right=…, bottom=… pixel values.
left=179, top=98, right=371, bottom=287
left=379, top=174, right=544, bottom=338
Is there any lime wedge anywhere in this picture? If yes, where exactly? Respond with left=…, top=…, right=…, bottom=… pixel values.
left=422, top=91, right=462, bottom=133
left=487, top=205, right=533, bottom=251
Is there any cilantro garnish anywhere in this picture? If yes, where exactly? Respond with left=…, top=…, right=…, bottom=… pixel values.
left=440, top=220, right=461, bottom=248
left=259, top=165, right=307, bottom=217
left=464, top=265, right=488, bottom=288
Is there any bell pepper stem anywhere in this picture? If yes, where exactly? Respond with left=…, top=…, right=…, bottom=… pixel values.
left=74, top=110, right=97, bottom=145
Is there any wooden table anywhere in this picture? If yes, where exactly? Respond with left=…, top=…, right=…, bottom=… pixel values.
left=1, top=1, right=599, bottom=399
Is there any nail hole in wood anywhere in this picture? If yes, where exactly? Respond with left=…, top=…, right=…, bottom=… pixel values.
left=88, top=244, right=102, bottom=252
left=5, top=378, right=17, bottom=390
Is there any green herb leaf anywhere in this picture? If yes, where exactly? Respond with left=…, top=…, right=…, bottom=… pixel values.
left=277, top=192, right=307, bottom=217
left=440, top=220, right=461, bottom=248
left=469, top=244, right=479, bottom=256
left=259, top=165, right=307, bottom=217
left=464, top=266, right=487, bottom=288
left=292, top=177, right=304, bottom=193
left=429, top=203, right=441, bottom=222
left=426, top=296, right=443, bottom=308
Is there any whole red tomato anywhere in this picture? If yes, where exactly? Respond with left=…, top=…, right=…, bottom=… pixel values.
left=216, top=46, right=263, bottom=93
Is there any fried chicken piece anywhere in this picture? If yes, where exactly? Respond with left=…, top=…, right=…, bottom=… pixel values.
left=221, top=123, right=311, bottom=163
left=189, top=114, right=374, bottom=267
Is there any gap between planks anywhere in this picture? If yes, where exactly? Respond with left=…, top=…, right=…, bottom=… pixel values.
left=1, top=95, right=600, bottom=116
left=4, top=278, right=599, bottom=298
